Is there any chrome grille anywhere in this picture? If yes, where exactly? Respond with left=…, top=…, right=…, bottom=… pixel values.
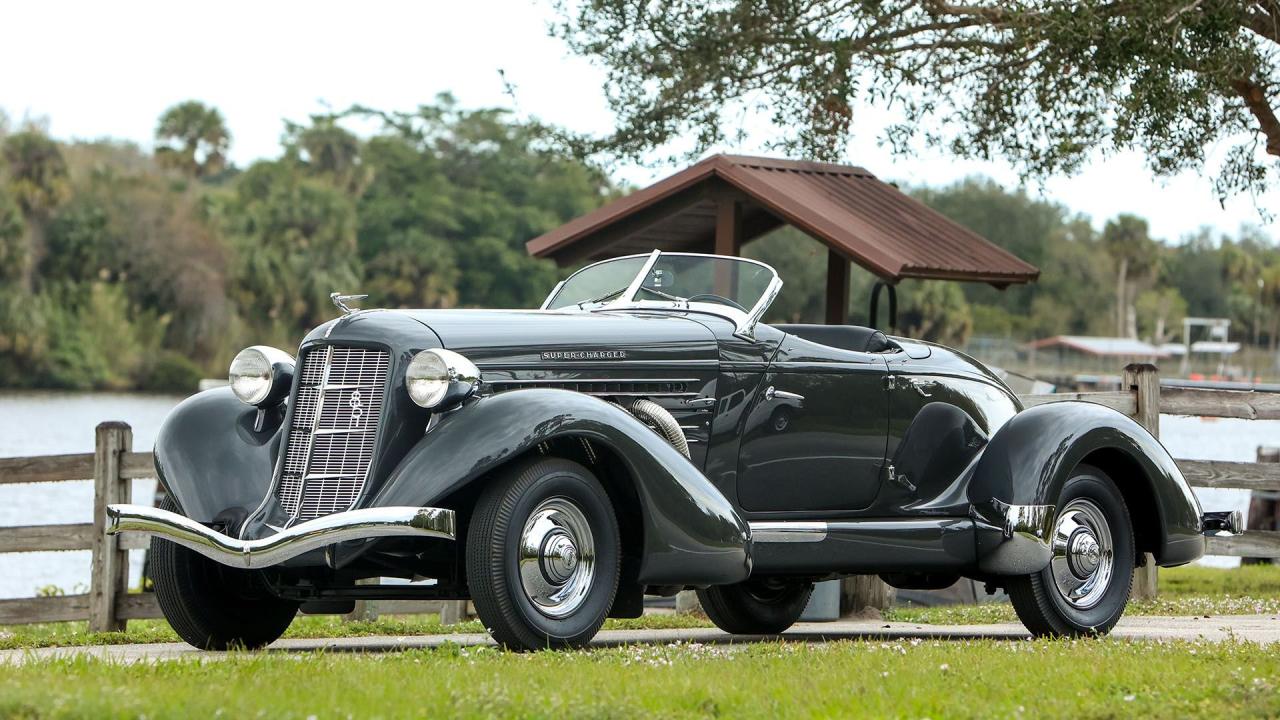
left=277, top=346, right=390, bottom=521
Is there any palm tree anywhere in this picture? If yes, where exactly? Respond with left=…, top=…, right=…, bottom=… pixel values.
left=1102, top=215, right=1157, bottom=338
left=155, top=101, right=231, bottom=178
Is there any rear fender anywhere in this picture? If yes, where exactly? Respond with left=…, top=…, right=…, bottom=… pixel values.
left=969, top=401, right=1203, bottom=574
left=369, top=388, right=752, bottom=586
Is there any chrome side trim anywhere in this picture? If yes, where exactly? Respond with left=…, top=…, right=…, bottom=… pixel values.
left=485, top=377, right=702, bottom=384
left=749, top=521, right=828, bottom=543
left=106, top=504, right=455, bottom=569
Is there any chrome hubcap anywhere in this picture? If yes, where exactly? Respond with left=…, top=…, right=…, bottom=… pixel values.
left=518, top=497, right=595, bottom=618
left=1049, top=498, right=1115, bottom=610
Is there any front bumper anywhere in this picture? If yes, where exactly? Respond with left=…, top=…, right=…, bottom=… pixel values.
left=106, top=504, right=456, bottom=569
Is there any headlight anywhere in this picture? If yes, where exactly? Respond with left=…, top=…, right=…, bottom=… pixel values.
left=228, top=346, right=295, bottom=406
left=406, top=348, right=480, bottom=409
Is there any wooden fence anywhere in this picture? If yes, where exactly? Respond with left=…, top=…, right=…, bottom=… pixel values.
left=0, top=363, right=1276, bottom=627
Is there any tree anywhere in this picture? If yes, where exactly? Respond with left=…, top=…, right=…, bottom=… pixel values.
left=554, top=1, right=1280, bottom=200
left=284, top=116, right=371, bottom=196
left=1261, top=263, right=1280, bottom=352
left=155, top=101, right=231, bottom=178
left=347, top=96, right=615, bottom=310
left=1102, top=215, right=1158, bottom=338
left=0, top=188, right=24, bottom=283
left=1136, top=287, right=1188, bottom=344
left=1, top=130, right=70, bottom=290
left=897, top=281, right=973, bottom=345
left=221, top=159, right=362, bottom=343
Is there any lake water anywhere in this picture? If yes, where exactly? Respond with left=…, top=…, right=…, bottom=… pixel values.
left=0, top=391, right=1275, bottom=598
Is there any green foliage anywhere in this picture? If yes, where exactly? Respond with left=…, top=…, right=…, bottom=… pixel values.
left=1, top=130, right=69, bottom=217
left=140, top=352, right=205, bottom=394
left=897, top=281, right=973, bottom=346
left=553, top=1, right=1280, bottom=201
left=4, top=95, right=1279, bottom=391
left=222, top=159, right=363, bottom=340
left=0, top=98, right=614, bottom=390
left=41, top=283, right=167, bottom=391
left=0, top=186, right=24, bottom=282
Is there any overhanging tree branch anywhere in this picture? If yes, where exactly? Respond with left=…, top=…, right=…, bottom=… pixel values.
left=1231, top=78, right=1280, bottom=155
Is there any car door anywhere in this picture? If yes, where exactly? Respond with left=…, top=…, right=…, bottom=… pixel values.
left=735, top=334, right=889, bottom=514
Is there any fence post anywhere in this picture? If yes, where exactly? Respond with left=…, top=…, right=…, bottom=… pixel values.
left=840, top=576, right=896, bottom=615
left=439, top=600, right=468, bottom=625
left=1123, top=364, right=1160, bottom=600
left=89, top=422, right=132, bottom=632
left=1244, top=446, right=1279, bottom=565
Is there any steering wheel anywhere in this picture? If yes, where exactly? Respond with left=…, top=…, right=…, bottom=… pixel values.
left=687, top=294, right=747, bottom=312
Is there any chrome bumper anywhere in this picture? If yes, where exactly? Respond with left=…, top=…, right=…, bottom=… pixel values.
left=1202, top=510, right=1244, bottom=536
left=105, top=504, right=456, bottom=569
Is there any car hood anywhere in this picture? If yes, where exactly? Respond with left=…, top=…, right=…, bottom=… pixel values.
left=401, top=309, right=720, bottom=366
left=307, top=308, right=720, bottom=367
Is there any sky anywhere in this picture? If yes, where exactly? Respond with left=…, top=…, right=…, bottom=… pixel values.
left=3, top=0, right=1277, bottom=244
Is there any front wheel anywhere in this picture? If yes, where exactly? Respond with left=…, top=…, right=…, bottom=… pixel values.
left=150, top=500, right=299, bottom=650
left=1008, top=464, right=1136, bottom=637
left=467, top=457, right=621, bottom=651
left=697, top=578, right=814, bottom=634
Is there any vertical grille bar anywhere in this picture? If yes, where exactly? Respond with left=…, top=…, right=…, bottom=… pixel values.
left=276, top=346, right=390, bottom=521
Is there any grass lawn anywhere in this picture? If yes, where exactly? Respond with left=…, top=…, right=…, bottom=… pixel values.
left=2, top=638, right=1278, bottom=718
left=0, top=565, right=1275, bottom=718
left=886, top=564, right=1280, bottom=625
left=1, top=564, right=1276, bottom=650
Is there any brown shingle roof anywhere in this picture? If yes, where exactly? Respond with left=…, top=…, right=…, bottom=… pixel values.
left=526, top=154, right=1039, bottom=287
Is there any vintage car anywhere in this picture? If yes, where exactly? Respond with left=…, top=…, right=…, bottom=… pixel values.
left=107, top=251, right=1241, bottom=651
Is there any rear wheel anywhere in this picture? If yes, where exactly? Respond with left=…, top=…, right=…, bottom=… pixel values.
left=150, top=499, right=299, bottom=650
left=697, top=577, right=814, bottom=634
left=467, top=457, right=621, bottom=651
left=1008, top=465, right=1135, bottom=637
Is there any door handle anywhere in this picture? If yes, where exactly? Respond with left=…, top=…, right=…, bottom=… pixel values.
left=907, top=378, right=936, bottom=397
left=684, top=397, right=716, bottom=408
left=765, top=386, right=805, bottom=402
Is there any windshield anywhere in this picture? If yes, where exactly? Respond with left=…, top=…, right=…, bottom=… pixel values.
left=543, top=251, right=781, bottom=333
left=544, top=256, right=649, bottom=310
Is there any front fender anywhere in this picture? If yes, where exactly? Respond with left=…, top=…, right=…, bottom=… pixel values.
left=970, top=401, right=1203, bottom=574
left=370, top=388, right=752, bottom=586
left=153, top=388, right=285, bottom=524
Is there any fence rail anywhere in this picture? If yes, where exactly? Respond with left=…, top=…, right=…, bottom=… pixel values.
left=0, top=363, right=1276, bottom=627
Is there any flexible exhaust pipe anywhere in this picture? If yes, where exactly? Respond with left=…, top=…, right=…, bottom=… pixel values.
left=106, top=504, right=455, bottom=569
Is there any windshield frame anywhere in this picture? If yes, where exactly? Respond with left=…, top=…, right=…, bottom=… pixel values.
left=541, top=250, right=783, bottom=340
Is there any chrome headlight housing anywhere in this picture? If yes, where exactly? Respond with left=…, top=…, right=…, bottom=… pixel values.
left=228, top=346, right=295, bottom=407
left=406, top=348, right=480, bottom=410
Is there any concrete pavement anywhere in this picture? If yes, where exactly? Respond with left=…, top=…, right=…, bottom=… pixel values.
left=2, top=613, right=1276, bottom=665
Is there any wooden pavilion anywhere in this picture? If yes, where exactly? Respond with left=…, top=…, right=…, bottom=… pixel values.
left=526, top=154, right=1039, bottom=328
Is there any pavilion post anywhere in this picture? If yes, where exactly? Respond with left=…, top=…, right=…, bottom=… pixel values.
left=714, top=197, right=741, bottom=257
left=825, top=249, right=850, bottom=325
left=714, top=197, right=742, bottom=297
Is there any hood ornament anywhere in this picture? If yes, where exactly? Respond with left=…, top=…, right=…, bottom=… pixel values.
left=330, top=292, right=369, bottom=315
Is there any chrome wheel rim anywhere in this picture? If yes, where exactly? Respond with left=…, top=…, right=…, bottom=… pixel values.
left=1049, top=498, right=1115, bottom=610
left=518, top=496, right=596, bottom=618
